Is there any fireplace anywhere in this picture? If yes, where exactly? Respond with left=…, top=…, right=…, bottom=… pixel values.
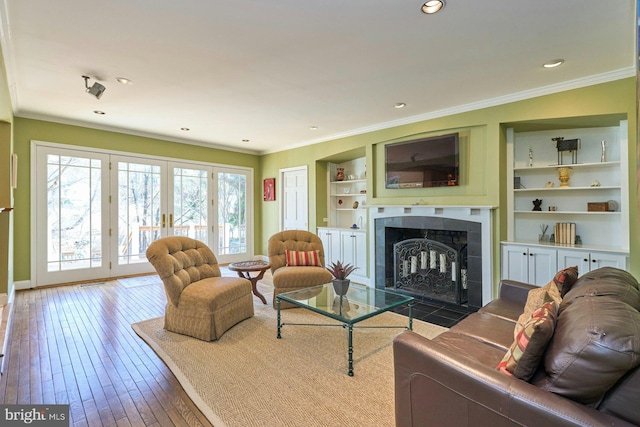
left=369, top=206, right=494, bottom=310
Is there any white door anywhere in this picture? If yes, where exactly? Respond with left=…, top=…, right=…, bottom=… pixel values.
left=215, top=167, right=252, bottom=264
left=33, top=142, right=254, bottom=286
left=281, top=167, right=308, bottom=230
left=33, top=146, right=111, bottom=286
left=111, top=156, right=167, bottom=276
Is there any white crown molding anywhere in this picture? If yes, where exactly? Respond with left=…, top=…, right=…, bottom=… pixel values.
left=13, top=112, right=261, bottom=155
left=261, top=67, right=636, bottom=155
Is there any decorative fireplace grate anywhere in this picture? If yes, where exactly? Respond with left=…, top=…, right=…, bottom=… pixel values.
left=393, top=238, right=465, bottom=304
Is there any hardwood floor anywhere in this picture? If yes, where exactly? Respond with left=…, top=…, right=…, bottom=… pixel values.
left=0, top=276, right=217, bottom=427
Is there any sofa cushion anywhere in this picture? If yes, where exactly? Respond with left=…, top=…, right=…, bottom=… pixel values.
left=514, top=266, right=578, bottom=338
left=497, top=301, right=557, bottom=381
left=451, top=312, right=516, bottom=351
left=533, top=268, right=640, bottom=406
left=285, top=249, right=322, bottom=267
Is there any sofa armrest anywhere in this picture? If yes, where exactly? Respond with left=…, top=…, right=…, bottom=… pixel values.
left=498, top=279, right=537, bottom=304
left=393, top=330, right=634, bottom=427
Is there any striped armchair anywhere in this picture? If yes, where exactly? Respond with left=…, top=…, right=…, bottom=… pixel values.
left=268, top=230, right=333, bottom=308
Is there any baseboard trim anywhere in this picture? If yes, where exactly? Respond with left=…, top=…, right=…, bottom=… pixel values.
left=14, top=280, right=31, bottom=291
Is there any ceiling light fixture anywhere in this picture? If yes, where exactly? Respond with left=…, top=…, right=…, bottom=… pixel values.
left=422, top=0, right=445, bottom=14
left=180, top=127, right=190, bottom=131
left=394, top=102, right=406, bottom=109
left=82, top=75, right=106, bottom=99
left=309, top=126, right=318, bottom=130
left=543, top=59, right=565, bottom=68
left=116, top=77, right=132, bottom=84
left=93, top=110, right=105, bottom=115
left=242, top=139, right=250, bottom=142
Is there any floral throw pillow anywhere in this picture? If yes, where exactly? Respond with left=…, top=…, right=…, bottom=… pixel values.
left=498, top=301, right=558, bottom=381
left=285, top=249, right=321, bottom=267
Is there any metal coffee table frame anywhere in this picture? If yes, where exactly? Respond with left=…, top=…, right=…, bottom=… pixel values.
left=276, top=283, right=414, bottom=376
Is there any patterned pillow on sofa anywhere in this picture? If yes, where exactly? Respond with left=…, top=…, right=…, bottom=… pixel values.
left=498, top=300, right=558, bottom=381
left=514, top=266, right=578, bottom=338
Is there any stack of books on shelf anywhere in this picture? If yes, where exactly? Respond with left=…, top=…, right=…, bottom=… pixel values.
left=554, top=222, right=576, bottom=245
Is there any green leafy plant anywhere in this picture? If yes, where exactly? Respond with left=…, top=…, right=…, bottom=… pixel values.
left=326, top=260, right=357, bottom=280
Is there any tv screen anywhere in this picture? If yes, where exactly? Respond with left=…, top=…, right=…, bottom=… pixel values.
left=385, top=133, right=459, bottom=188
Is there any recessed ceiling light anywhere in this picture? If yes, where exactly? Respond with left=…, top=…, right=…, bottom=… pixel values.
left=181, top=127, right=190, bottom=131
left=116, top=77, right=132, bottom=84
left=242, top=139, right=250, bottom=142
left=93, top=110, right=105, bottom=115
left=422, top=0, right=445, bottom=14
left=394, top=102, right=406, bottom=109
left=543, top=59, right=564, bottom=68
left=309, top=126, right=318, bottom=130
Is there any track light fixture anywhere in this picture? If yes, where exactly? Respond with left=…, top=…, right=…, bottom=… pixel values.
left=82, top=75, right=106, bottom=99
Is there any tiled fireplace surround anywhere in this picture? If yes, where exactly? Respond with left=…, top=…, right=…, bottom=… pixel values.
left=369, top=206, right=495, bottom=310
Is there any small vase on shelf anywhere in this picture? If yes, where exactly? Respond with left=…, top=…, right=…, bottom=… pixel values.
left=336, top=168, right=345, bottom=181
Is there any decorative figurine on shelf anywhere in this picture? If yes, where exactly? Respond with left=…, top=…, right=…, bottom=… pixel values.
left=552, top=136, right=580, bottom=165
left=557, top=166, right=572, bottom=187
left=352, top=201, right=359, bottom=209
left=591, top=180, right=601, bottom=187
left=336, top=167, right=345, bottom=181
left=532, top=199, right=543, bottom=211
left=544, top=181, right=555, bottom=188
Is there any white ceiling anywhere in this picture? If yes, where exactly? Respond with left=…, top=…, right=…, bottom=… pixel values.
left=0, top=0, right=635, bottom=155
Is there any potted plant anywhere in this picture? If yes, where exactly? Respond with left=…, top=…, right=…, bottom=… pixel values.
left=326, top=260, right=357, bottom=295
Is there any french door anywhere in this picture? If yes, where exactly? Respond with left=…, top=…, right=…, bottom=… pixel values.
left=33, top=143, right=252, bottom=286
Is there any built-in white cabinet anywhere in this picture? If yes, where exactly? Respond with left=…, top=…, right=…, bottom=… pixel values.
left=503, top=118, right=629, bottom=275
left=502, top=244, right=558, bottom=286
left=557, top=249, right=628, bottom=274
left=318, top=227, right=368, bottom=284
left=340, top=230, right=367, bottom=281
left=317, top=227, right=341, bottom=266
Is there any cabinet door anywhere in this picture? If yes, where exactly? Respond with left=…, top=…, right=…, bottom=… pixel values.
left=318, top=228, right=340, bottom=266
left=557, top=250, right=590, bottom=276
left=589, top=251, right=627, bottom=270
left=340, top=231, right=356, bottom=267
left=501, top=245, right=529, bottom=283
left=527, top=247, right=558, bottom=285
left=352, top=231, right=367, bottom=274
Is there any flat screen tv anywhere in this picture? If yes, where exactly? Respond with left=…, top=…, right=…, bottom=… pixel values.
left=385, top=133, right=459, bottom=188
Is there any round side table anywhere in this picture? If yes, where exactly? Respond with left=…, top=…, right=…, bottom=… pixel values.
left=228, top=260, right=271, bottom=305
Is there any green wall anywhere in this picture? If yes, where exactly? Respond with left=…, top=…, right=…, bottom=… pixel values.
left=12, top=118, right=261, bottom=282
left=7, top=77, right=639, bottom=288
left=260, top=77, right=638, bottom=283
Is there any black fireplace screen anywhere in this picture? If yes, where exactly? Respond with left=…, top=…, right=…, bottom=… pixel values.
left=393, top=238, right=466, bottom=304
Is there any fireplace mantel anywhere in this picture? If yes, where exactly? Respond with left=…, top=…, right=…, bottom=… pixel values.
left=368, top=205, right=496, bottom=306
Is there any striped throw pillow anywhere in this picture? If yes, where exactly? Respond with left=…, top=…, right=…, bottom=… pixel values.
left=285, top=250, right=321, bottom=267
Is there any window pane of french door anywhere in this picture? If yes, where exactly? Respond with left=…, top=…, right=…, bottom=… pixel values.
left=173, top=167, right=209, bottom=244
left=217, top=171, right=247, bottom=256
left=47, top=155, right=102, bottom=271
left=118, top=162, right=162, bottom=265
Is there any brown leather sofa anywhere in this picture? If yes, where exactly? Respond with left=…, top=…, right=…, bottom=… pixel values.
left=394, top=267, right=640, bottom=426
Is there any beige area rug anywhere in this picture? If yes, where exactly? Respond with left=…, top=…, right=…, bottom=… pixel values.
left=132, top=287, right=447, bottom=427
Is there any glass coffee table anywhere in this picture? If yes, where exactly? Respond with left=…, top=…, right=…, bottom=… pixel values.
left=276, top=282, right=414, bottom=376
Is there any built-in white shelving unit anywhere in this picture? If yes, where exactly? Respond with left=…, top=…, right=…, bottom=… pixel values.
left=502, top=118, right=629, bottom=283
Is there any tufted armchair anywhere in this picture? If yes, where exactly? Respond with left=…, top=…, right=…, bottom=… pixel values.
left=146, top=236, right=254, bottom=341
left=268, top=230, right=333, bottom=308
